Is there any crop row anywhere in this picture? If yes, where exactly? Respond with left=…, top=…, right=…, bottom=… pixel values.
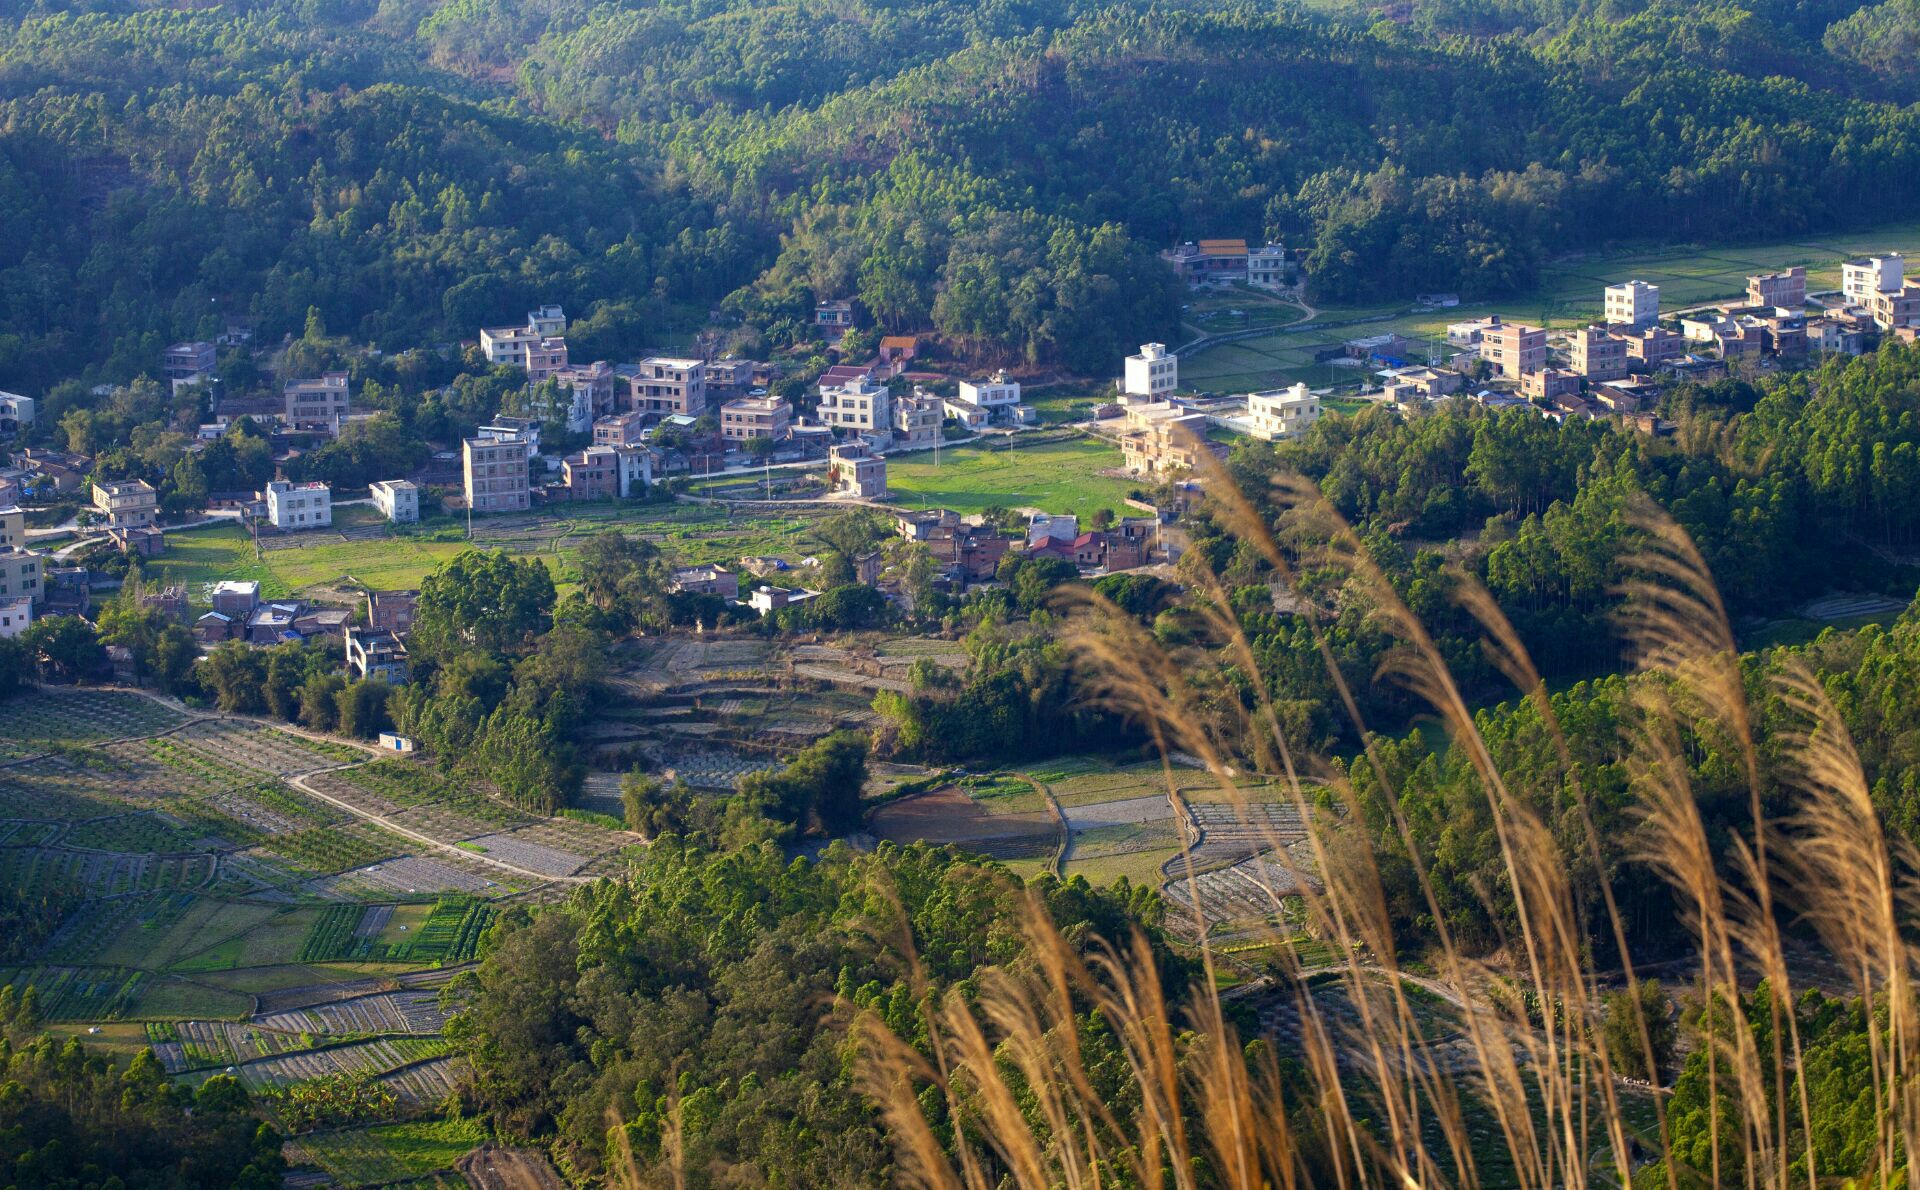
left=4, top=965, right=145, bottom=1020
left=261, top=825, right=406, bottom=878
left=0, top=693, right=184, bottom=745
left=298, top=904, right=376, bottom=963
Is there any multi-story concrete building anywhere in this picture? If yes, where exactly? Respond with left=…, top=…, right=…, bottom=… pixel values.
left=1522, top=367, right=1582, bottom=401
left=817, top=379, right=889, bottom=433
left=720, top=395, right=792, bottom=442
left=283, top=373, right=350, bottom=434
left=1604, top=281, right=1660, bottom=329
left=958, top=371, right=1025, bottom=424
left=526, top=304, right=567, bottom=337
left=1121, top=413, right=1222, bottom=476
left=1747, top=266, right=1807, bottom=310
left=265, top=480, right=332, bottom=531
left=1446, top=315, right=1503, bottom=347
left=1247, top=243, right=1290, bottom=290
left=0, top=597, right=32, bottom=639
left=1623, top=325, right=1685, bottom=370
left=814, top=300, right=855, bottom=337
left=551, top=360, right=617, bottom=422
left=0, top=548, right=42, bottom=606
left=366, top=589, right=418, bottom=635
left=92, top=479, right=158, bottom=530
left=562, top=447, right=620, bottom=501
left=370, top=479, right=419, bottom=524
left=890, top=388, right=943, bottom=450
left=162, top=341, right=216, bottom=380
left=479, top=321, right=570, bottom=381
left=1163, top=240, right=1249, bottom=286
left=1480, top=322, right=1547, bottom=379
left=1843, top=254, right=1905, bottom=304
left=623, top=357, right=707, bottom=416
left=1569, top=326, right=1629, bottom=380
left=829, top=439, right=888, bottom=499
left=0, top=506, right=24, bottom=552
left=0, top=393, right=35, bottom=434
left=210, top=580, right=260, bottom=619
left=613, top=448, right=652, bottom=497
left=594, top=411, right=648, bottom=449
left=345, top=626, right=409, bottom=684
left=463, top=435, right=533, bottom=514
left=1246, top=384, right=1321, bottom=441
left=1867, top=283, right=1920, bottom=331
left=1380, top=368, right=1462, bottom=406
left=669, top=564, right=738, bottom=599
left=1123, top=343, right=1178, bottom=400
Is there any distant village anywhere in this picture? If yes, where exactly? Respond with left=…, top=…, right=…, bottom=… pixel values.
left=0, top=241, right=1909, bottom=690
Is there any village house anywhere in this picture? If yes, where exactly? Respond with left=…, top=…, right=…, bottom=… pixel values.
left=265, top=480, right=332, bottom=531
left=108, top=525, right=165, bottom=557
left=1623, top=325, right=1686, bottom=371
left=890, top=388, right=943, bottom=450
left=1163, top=239, right=1249, bottom=285
left=1604, top=280, right=1660, bottom=329
left=0, top=597, right=30, bottom=639
left=0, top=506, right=23, bottom=553
left=0, top=549, right=41, bottom=606
left=370, top=478, right=419, bottom=523
left=670, top=564, right=738, bottom=600
left=1747, top=267, right=1807, bottom=309
left=1522, top=368, right=1581, bottom=401
left=551, top=360, right=618, bottom=422
left=1381, top=367, right=1463, bottom=406
left=1446, top=315, right=1503, bottom=348
left=139, top=586, right=189, bottom=624
left=1123, top=343, right=1178, bottom=400
left=0, top=393, right=34, bottom=435
left=814, top=300, right=855, bottom=338
left=92, top=479, right=157, bottom=530
left=622, top=357, right=707, bottom=416
left=877, top=336, right=918, bottom=370
left=1120, top=413, right=1221, bottom=476
left=1569, top=326, right=1629, bottom=380
left=1843, top=254, right=1904, bottom=304
left=957, top=370, right=1026, bottom=424
left=345, top=625, right=409, bottom=685
left=1480, top=322, right=1547, bottom=378
left=481, top=306, right=569, bottom=375
left=720, top=395, right=792, bottom=442
left=1246, top=384, right=1322, bottom=441
left=163, top=341, right=216, bottom=381
left=828, top=439, right=888, bottom=499
left=283, top=374, right=350, bottom=434
left=210, top=580, right=260, bottom=619
left=816, top=378, right=889, bottom=433
left=562, top=447, right=620, bottom=501
left=593, top=411, right=648, bottom=449
left=1247, top=243, right=1290, bottom=290
left=367, top=589, right=418, bottom=635
left=464, top=434, right=533, bottom=514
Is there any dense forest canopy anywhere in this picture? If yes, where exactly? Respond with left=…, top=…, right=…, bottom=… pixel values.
left=6, top=0, right=1920, bottom=389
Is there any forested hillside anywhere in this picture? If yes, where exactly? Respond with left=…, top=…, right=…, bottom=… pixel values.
left=7, top=0, right=1920, bottom=387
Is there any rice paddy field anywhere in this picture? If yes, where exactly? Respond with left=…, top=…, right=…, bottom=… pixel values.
left=1180, top=219, right=1920, bottom=395
left=0, top=687, right=641, bottom=1178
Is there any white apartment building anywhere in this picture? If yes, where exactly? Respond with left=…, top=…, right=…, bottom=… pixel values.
left=817, top=378, right=891, bottom=433
left=1247, top=243, right=1289, bottom=290
left=464, top=435, right=533, bottom=514
left=958, top=371, right=1022, bottom=412
left=526, top=304, right=567, bottom=337
left=1843, top=254, right=1905, bottom=304
left=265, top=480, right=332, bottom=531
left=1247, top=384, right=1321, bottom=441
left=1604, top=280, right=1660, bottom=328
left=1123, top=343, right=1177, bottom=400
left=0, top=392, right=35, bottom=433
left=0, top=597, right=31, bottom=639
left=370, top=479, right=419, bottom=524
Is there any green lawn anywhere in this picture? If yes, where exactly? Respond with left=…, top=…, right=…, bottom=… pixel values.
left=884, top=437, right=1136, bottom=517
left=142, top=525, right=472, bottom=600
left=1180, top=217, right=1920, bottom=394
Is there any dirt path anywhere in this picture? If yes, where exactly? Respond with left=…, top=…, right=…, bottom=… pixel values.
left=102, top=685, right=596, bottom=888
left=285, top=760, right=592, bottom=887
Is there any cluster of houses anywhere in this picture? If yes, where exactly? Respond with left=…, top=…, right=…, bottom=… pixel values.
left=178, top=581, right=415, bottom=685
left=666, top=502, right=1171, bottom=618
left=1161, top=240, right=1299, bottom=290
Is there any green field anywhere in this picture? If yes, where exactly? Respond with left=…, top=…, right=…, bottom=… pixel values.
left=884, top=437, right=1136, bottom=516
left=1179, top=218, right=1920, bottom=395
left=142, top=502, right=827, bottom=603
